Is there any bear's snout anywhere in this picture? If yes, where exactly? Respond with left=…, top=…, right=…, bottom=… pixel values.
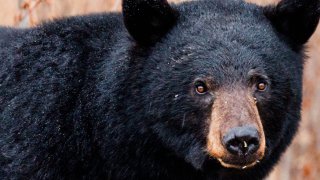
left=206, top=88, right=266, bottom=169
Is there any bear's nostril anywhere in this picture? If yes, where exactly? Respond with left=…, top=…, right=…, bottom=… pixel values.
left=223, top=126, right=260, bottom=156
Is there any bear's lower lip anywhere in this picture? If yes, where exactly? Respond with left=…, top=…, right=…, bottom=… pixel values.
left=217, top=158, right=260, bottom=169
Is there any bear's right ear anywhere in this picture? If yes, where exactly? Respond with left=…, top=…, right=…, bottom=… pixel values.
left=264, top=0, right=320, bottom=49
left=122, top=0, right=178, bottom=45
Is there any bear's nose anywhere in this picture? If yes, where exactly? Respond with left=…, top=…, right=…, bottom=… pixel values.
left=222, top=126, right=260, bottom=156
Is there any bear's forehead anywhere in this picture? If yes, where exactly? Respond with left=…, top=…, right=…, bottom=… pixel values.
left=176, top=0, right=263, bottom=23
left=174, top=0, right=274, bottom=44
left=148, top=0, right=294, bottom=84
left=160, top=2, right=285, bottom=61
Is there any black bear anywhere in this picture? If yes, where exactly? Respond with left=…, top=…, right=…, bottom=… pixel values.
left=0, top=0, right=319, bottom=179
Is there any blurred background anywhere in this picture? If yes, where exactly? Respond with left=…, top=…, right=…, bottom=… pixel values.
left=0, top=0, right=319, bottom=179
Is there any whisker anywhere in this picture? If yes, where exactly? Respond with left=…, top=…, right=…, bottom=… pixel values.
left=182, top=113, right=186, bottom=128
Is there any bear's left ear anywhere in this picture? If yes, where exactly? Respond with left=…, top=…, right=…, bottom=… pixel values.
left=264, top=0, right=320, bottom=48
left=122, top=0, right=178, bottom=45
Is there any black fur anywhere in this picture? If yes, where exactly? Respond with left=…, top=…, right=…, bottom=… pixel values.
left=0, top=0, right=319, bottom=179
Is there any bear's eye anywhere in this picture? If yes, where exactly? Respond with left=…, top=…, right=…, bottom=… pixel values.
left=195, top=81, right=208, bottom=94
left=257, top=82, right=267, bottom=91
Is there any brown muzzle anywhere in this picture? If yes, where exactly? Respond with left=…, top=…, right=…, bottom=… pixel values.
left=207, top=88, right=265, bottom=169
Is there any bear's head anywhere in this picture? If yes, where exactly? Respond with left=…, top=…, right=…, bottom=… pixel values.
left=122, top=0, right=319, bottom=172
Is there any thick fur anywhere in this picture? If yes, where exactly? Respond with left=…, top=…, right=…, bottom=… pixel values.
left=0, top=0, right=319, bottom=179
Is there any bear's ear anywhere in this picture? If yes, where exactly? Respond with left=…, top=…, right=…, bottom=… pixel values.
left=122, top=0, right=178, bottom=45
left=264, top=0, right=320, bottom=48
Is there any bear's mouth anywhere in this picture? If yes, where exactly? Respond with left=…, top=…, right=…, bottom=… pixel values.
left=217, top=157, right=261, bottom=169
